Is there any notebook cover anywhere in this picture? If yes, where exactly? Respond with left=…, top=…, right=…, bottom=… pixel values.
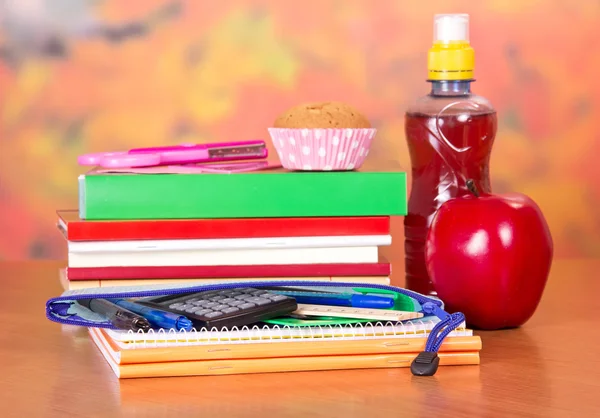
left=94, top=327, right=482, bottom=365
left=57, top=210, right=390, bottom=241
left=78, top=160, right=407, bottom=220
left=66, top=259, right=392, bottom=280
left=89, top=328, right=480, bottom=378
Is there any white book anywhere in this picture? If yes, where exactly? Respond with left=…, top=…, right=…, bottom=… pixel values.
left=67, top=235, right=392, bottom=253
left=67, top=246, right=379, bottom=268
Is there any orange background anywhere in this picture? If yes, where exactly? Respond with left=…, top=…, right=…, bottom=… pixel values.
left=0, top=1, right=599, bottom=269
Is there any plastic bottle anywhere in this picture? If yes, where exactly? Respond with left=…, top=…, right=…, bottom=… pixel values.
left=404, top=14, right=497, bottom=295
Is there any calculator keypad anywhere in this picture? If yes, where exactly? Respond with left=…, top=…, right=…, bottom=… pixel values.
left=166, top=288, right=287, bottom=319
left=145, top=287, right=297, bottom=328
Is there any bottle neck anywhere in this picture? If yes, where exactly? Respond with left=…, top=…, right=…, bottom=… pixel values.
left=430, top=80, right=472, bottom=96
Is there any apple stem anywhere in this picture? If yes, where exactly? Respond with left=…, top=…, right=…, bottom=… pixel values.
left=466, top=179, right=480, bottom=197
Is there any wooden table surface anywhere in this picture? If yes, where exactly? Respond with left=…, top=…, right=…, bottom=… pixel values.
left=1, top=259, right=599, bottom=417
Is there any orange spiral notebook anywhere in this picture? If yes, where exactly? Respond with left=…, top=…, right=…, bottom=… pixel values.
left=89, top=321, right=481, bottom=378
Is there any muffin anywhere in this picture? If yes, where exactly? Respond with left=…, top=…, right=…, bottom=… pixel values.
left=268, top=101, right=376, bottom=171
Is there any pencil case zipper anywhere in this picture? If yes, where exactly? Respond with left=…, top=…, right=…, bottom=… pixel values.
left=46, top=279, right=466, bottom=376
left=47, top=279, right=437, bottom=327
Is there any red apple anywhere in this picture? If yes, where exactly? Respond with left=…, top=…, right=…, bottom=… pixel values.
left=424, top=182, right=553, bottom=330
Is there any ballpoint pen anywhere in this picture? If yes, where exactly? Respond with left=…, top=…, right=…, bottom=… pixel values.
left=110, top=299, right=193, bottom=331
left=269, top=290, right=395, bottom=309
left=78, top=298, right=151, bottom=332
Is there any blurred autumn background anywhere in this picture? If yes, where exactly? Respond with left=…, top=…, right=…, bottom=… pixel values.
left=0, top=0, right=599, bottom=269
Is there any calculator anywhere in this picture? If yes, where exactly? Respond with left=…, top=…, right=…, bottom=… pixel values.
left=136, top=287, right=298, bottom=330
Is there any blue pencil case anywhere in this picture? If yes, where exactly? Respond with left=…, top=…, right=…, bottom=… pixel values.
left=45, top=279, right=466, bottom=376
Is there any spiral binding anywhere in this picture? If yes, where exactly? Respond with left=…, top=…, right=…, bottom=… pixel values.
left=110, top=318, right=469, bottom=349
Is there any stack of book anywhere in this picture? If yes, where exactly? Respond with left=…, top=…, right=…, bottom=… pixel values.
left=58, top=162, right=407, bottom=290
left=51, top=161, right=484, bottom=378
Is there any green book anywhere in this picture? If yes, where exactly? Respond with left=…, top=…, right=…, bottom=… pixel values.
left=78, top=162, right=407, bottom=220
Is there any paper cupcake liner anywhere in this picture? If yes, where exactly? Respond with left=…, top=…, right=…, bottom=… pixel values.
left=268, top=128, right=376, bottom=171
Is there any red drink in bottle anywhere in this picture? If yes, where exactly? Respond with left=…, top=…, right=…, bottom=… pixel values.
left=404, top=14, right=498, bottom=295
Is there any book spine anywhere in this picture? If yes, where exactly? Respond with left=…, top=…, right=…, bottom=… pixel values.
left=64, top=277, right=392, bottom=291
left=66, top=262, right=392, bottom=280
left=64, top=216, right=390, bottom=241
left=114, top=333, right=482, bottom=363
left=80, top=172, right=407, bottom=219
left=67, top=246, right=379, bottom=268
left=67, top=235, right=391, bottom=253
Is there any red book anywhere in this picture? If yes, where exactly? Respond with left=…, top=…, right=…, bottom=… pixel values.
left=57, top=210, right=390, bottom=241
left=66, top=260, right=391, bottom=280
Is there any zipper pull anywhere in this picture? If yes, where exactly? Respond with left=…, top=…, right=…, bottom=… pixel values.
left=411, top=303, right=466, bottom=376
left=422, top=301, right=449, bottom=320
left=410, top=351, right=440, bottom=376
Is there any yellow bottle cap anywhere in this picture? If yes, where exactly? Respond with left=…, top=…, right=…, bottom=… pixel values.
left=427, top=14, right=474, bottom=81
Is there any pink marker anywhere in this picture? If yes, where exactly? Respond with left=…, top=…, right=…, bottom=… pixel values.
left=78, top=140, right=268, bottom=168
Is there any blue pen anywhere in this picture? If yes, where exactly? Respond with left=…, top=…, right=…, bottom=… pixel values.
left=270, top=290, right=394, bottom=309
left=109, top=299, right=193, bottom=331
